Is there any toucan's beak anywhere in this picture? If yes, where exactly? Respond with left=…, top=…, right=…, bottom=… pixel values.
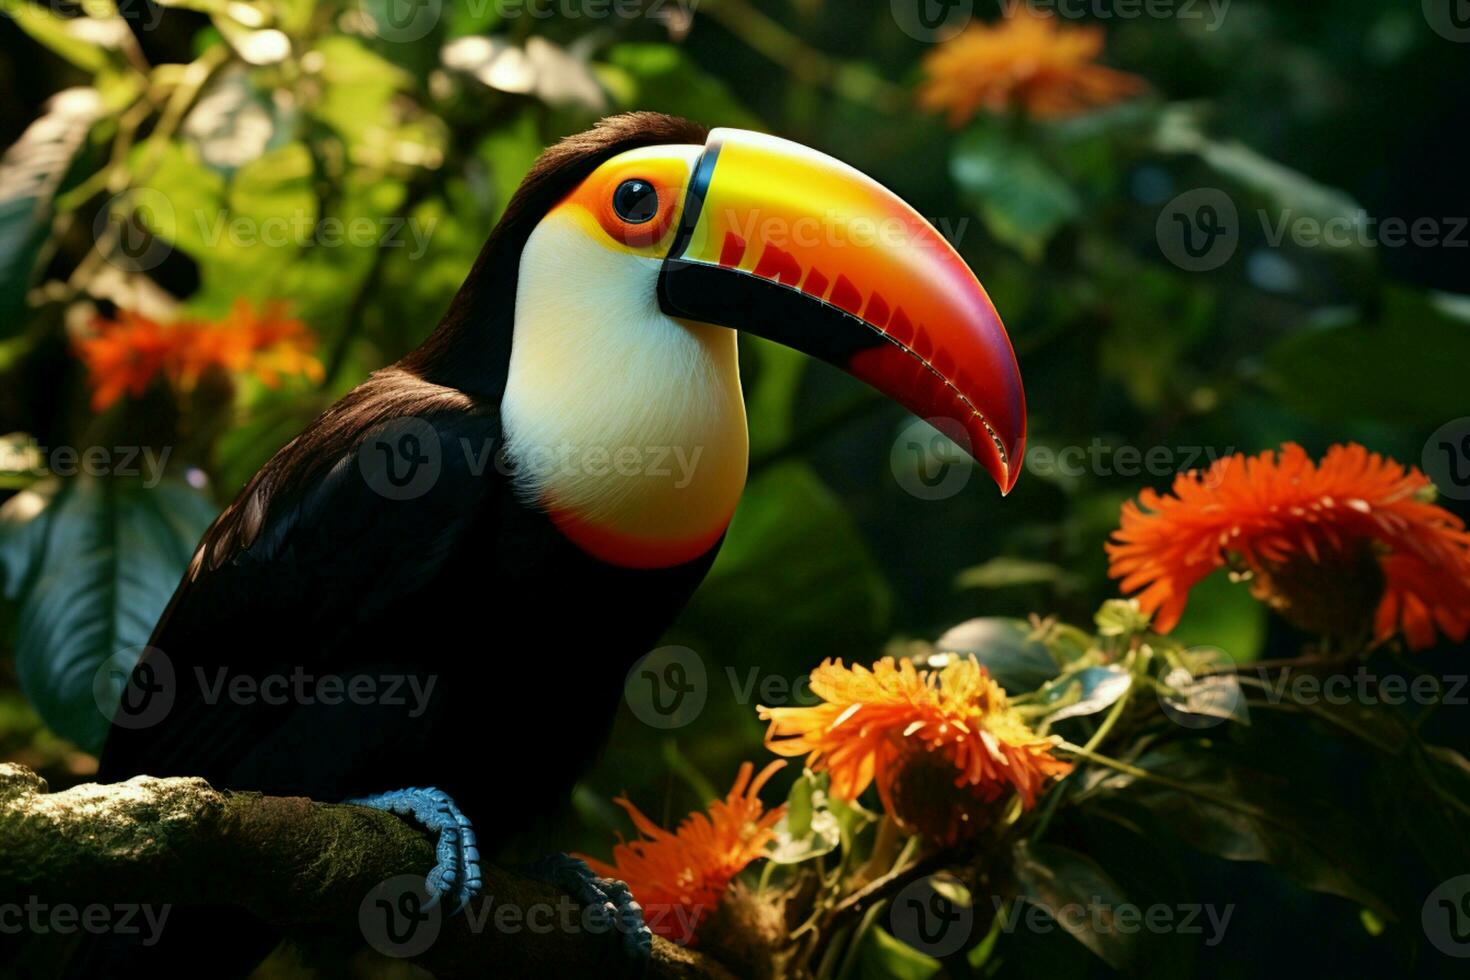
left=658, top=128, right=1025, bottom=494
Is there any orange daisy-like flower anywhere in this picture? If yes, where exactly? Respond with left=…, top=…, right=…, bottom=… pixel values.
left=1107, top=443, right=1470, bottom=650
left=918, top=8, right=1145, bottom=126
left=759, top=657, right=1070, bottom=843
left=579, top=761, right=786, bottom=945
left=75, top=299, right=324, bottom=411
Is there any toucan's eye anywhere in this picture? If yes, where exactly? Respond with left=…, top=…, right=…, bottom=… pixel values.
left=612, top=179, right=659, bottom=224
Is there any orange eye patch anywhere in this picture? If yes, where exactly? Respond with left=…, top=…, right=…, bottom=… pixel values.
left=560, top=154, right=692, bottom=252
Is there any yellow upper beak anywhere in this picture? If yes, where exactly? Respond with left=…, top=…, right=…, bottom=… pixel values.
left=658, top=128, right=1025, bottom=493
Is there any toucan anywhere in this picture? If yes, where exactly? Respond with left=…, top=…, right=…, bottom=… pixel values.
left=86, top=113, right=1024, bottom=973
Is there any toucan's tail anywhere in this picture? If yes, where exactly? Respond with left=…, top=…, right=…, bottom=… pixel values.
left=64, top=905, right=280, bottom=979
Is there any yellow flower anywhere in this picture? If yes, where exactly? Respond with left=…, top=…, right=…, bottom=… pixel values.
left=918, top=9, right=1145, bottom=126
left=760, top=657, right=1069, bottom=843
left=579, top=761, right=786, bottom=945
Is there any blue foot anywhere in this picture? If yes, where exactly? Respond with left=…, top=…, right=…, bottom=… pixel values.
left=524, top=853, right=653, bottom=960
left=346, top=787, right=482, bottom=914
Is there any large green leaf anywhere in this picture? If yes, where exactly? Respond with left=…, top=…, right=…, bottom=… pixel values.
left=0, top=88, right=101, bottom=327
left=1086, top=741, right=1393, bottom=917
left=934, top=617, right=1062, bottom=695
left=1261, top=286, right=1470, bottom=427
left=681, top=463, right=892, bottom=665
left=1012, top=839, right=1137, bottom=971
left=0, top=476, right=217, bottom=752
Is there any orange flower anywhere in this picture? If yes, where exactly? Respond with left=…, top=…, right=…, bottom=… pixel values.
left=760, top=657, right=1070, bottom=843
left=1107, top=443, right=1470, bottom=650
left=579, top=761, right=786, bottom=944
left=71, top=310, right=177, bottom=412
left=75, top=299, right=323, bottom=410
left=918, top=9, right=1145, bottom=126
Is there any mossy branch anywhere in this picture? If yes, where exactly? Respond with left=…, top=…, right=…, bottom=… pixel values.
left=0, top=764, right=734, bottom=979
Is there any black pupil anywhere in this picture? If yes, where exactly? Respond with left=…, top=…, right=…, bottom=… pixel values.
left=613, top=179, right=659, bottom=224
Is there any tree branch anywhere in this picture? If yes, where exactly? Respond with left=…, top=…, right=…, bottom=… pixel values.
left=0, top=764, right=735, bottom=979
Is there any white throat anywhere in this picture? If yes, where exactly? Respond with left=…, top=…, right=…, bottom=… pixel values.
left=500, top=211, right=749, bottom=568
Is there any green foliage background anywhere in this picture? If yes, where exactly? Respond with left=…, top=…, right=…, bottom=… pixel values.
left=1, top=1, right=1468, bottom=976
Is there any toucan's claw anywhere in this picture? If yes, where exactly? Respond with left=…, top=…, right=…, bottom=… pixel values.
left=523, top=853, right=653, bottom=961
left=346, top=787, right=481, bottom=914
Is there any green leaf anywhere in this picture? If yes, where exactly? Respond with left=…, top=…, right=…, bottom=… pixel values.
left=1261, top=286, right=1470, bottom=428
left=1094, top=598, right=1150, bottom=638
left=1038, top=665, right=1131, bottom=723
left=2, top=0, right=113, bottom=72
left=855, top=925, right=942, bottom=980
left=0, top=476, right=217, bottom=752
left=308, top=35, right=417, bottom=150
left=126, top=138, right=226, bottom=262
left=951, top=124, right=1080, bottom=261
left=743, top=335, right=808, bottom=457
left=1155, top=653, right=1249, bottom=728
left=683, top=463, right=892, bottom=666
left=1088, top=742, right=1393, bottom=917
left=934, top=617, right=1061, bottom=695
left=786, top=768, right=816, bottom=839
left=0, top=88, right=102, bottom=326
left=768, top=805, right=840, bottom=865
left=1012, top=840, right=1136, bottom=971
left=476, top=110, right=544, bottom=223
